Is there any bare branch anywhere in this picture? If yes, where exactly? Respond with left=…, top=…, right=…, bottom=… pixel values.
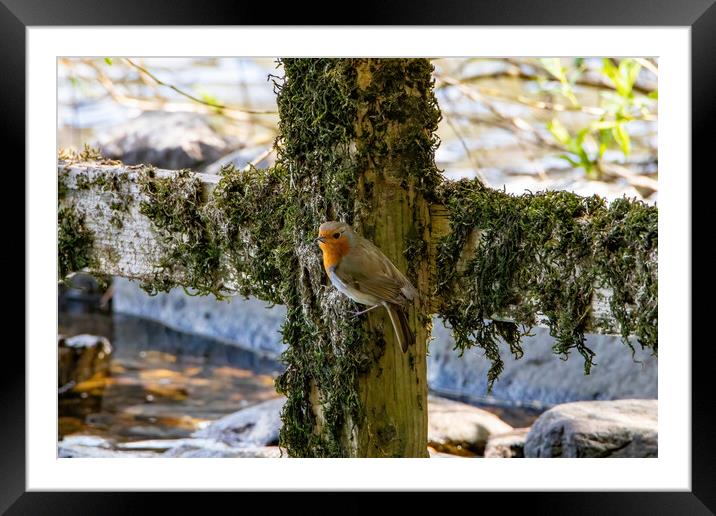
left=124, top=58, right=277, bottom=115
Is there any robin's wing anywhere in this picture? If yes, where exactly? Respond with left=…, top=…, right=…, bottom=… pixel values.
left=335, top=265, right=403, bottom=304
left=336, top=237, right=415, bottom=305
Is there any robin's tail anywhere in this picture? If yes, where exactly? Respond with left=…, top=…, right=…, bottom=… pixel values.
left=383, top=302, right=414, bottom=353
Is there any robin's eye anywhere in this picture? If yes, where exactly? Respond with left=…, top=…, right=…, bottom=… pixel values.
left=333, top=233, right=340, bottom=239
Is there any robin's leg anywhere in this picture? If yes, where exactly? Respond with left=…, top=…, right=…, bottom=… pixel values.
left=351, top=304, right=381, bottom=318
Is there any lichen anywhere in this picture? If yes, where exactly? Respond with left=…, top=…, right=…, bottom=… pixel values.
left=434, top=179, right=658, bottom=390
left=99, top=174, right=133, bottom=229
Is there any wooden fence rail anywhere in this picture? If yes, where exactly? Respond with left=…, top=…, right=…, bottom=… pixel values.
left=60, top=161, right=623, bottom=336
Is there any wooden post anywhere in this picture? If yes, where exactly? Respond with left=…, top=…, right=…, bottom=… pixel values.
left=273, top=59, right=440, bottom=457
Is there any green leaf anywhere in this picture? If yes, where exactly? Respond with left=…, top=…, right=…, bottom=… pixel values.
left=620, top=59, right=642, bottom=97
left=648, top=89, right=658, bottom=100
left=602, top=59, right=627, bottom=96
left=598, top=129, right=612, bottom=159
left=612, top=123, right=631, bottom=156
left=575, top=128, right=590, bottom=146
left=603, top=58, right=642, bottom=98
left=558, top=154, right=581, bottom=168
left=577, top=147, right=592, bottom=168
left=541, top=58, right=579, bottom=106
left=602, top=59, right=619, bottom=81
left=104, top=57, right=113, bottom=66
left=547, top=118, right=570, bottom=146
left=200, top=92, right=220, bottom=106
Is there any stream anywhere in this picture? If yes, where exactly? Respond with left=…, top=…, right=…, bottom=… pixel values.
left=59, top=310, right=283, bottom=443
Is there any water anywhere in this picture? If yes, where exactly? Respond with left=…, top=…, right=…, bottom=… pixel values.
left=58, top=310, right=283, bottom=442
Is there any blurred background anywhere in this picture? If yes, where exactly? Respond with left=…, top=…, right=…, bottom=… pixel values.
left=57, top=57, right=658, bottom=458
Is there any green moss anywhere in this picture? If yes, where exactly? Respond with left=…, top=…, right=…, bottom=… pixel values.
left=136, top=167, right=224, bottom=297
left=58, top=204, right=94, bottom=280
left=592, top=197, right=658, bottom=350
left=133, top=162, right=293, bottom=301
left=208, top=164, right=289, bottom=303
left=105, top=178, right=132, bottom=229
left=58, top=173, right=69, bottom=200
left=435, top=179, right=658, bottom=390
left=109, top=213, right=124, bottom=229
left=404, top=220, right=428, bottom=285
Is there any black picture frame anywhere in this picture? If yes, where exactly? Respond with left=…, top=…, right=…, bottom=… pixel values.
left=5, top=0, right=711, bottom=513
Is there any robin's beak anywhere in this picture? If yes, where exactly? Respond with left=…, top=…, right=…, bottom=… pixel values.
left=315, top=236, right=326, bottom=244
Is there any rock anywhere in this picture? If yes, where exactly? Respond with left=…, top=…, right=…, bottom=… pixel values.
left=58, top=435, right=157, bottom=458
left=116, top=439, right=190, bottom=451
left=58, top=435, right=282, bottom=458
left=58, top=334, right=113, bottom=389
left=484, top=428, right=529, bottom=458
left=64, top=334, right=113, bottom=352
left=112, top=277, right=286, bottom=358
left=524, top=399, right=658, bottom=458
left=202, top=145, right=276, bottom=175
left=428, top=395, right=513, bottom=456
left=427, top=446, right=463, bottom=458
left=428, top=322, right=657, bottom=407
left=96, top=112, right=236, bottom=170
left=58, top=272, right=111, bottom=314
left=58, top=416, right=85, bottom=436
left=161, top=441, right=282, bottom=458
left=192, top=397, right=285, bottom=447
left=116, top=438, right=282, bottom=458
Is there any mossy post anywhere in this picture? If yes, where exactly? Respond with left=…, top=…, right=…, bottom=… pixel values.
left=275, top=59, right=440, bottom=457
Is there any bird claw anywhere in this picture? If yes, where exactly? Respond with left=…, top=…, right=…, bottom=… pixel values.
left=350, top=304, right=380, bottom=318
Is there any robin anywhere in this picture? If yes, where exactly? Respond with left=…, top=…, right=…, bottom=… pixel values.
left=315, top=221, right=417, bottom=352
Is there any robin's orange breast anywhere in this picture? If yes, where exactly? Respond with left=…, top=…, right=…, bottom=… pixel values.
left=319, top=239, right=350, bottom=273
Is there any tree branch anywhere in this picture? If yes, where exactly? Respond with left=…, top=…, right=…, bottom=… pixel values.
left=123, top=58, right=277, bottom=115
